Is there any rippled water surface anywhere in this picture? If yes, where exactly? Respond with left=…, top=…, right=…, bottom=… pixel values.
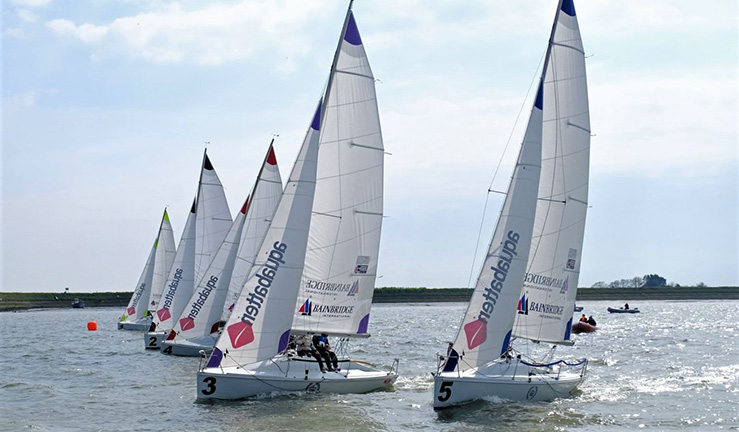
left=1, top=300, right=737, bottom=431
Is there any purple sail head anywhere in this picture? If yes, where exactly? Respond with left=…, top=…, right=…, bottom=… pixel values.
left=311, top=100, right=322, bottom=131
left=344, top=12, right=362, bottom=46
left=561, top=0, right=576, bottom=17
left=534, top=80, right=544, bottom=110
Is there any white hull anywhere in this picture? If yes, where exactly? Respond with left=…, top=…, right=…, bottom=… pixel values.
left=144, top=331, right=168, bottom=350
left=160, top=337, right=214, bottom=357
left=196, top=355, right=398, bottom=400
left=118, top=319, right=150, bottom=331
left=433, top=358, right=586, bottom=409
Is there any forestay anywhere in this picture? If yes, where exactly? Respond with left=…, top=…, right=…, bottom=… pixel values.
left=220, top=144, right=283, bottom=321
left=292, top=11, right=384, bottom=338
left=195, top=153, right=232, bottom=283
left=121, top=209, right=171, bottom=323
left=170, top=198, right=250, bottom=343
left=449, top=84, right=544, bottom=372
left=147, top=209, right=176, bottom=312
left=207, top=103, right=322, bottom=369
left=152, top=199, right=197, bottom=330
left=513, top=0, right=590, bottom=345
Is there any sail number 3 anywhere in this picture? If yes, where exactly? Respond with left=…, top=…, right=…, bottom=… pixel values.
left=437, top=381, right=453, bottom=402
left=201, top=377, right=217, bottom=395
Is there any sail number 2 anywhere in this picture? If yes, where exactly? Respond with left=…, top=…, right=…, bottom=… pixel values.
left=201, top=377, right=217, bottom=395
left=437, top=381, right=453, bottom=402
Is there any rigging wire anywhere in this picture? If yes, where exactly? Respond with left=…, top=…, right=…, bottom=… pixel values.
left=466, top=49, right=548, bottom=288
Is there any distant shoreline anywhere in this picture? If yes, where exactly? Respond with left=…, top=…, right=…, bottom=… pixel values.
left=1, top=287, right=737, bottom=312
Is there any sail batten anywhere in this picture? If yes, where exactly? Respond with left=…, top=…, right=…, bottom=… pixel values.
left=291, top=9, right=385, bottom=338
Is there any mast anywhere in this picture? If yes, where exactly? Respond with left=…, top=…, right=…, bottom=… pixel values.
left=319, top=0, right=355, bottom=132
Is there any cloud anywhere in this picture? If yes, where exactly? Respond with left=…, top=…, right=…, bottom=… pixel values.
left=10, top=0, right=51, bottom=7
left=45, top=0, right=332, bottom=66
left=590, top=68, right=737, bottom=179
left=4, top=89, right=58, bottom=109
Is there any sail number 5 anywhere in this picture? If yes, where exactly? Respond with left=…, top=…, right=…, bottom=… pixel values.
left=201, top=377, right=217, bottom=395
left=437, top=381, right=453, bottom=402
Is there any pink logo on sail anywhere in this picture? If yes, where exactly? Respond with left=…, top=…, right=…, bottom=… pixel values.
left=227, top=321, right=255, bottom=349
left=127, top=307, right=136, bottom=316
left=179, top=317, right=195, bottom=332
left=464, top=319, right=488, bottom=350
left=157, top=308, right=171, bottom=321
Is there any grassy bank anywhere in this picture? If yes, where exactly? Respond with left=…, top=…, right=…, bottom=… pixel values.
left=0, top=292, right=130, bottom=312
left=2, top=286, right=737, bottom=312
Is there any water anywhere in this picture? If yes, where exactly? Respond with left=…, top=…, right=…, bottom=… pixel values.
left=1, top=301, right=737, bottom=431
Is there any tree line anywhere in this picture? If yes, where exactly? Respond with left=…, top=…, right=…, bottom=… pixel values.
left=590, top=274, right=707, bottom=288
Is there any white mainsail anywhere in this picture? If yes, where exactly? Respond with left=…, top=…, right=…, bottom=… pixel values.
left=221, top=144, right=283, bottom=320
left=120, top=209, right=171, bottom=325
left=513, top=0, right=590, bottom=345
left=207, top=102, right=322, bottom=369
left=195, top=152, right=233, bottom=283
left=146, top=209, right=177, bottom=312
left=168, top=144, right=285, bottom=351
left=291, top=10, right=384, bottom=337
left=169, top=198, right=250, bottom=346
left=449, top=83, right=544, bottom=372
left=151, top=199, right=197, bottom=331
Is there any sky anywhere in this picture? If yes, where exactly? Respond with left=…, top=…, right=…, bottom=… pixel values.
left=2, top=0, right=737, bottom=293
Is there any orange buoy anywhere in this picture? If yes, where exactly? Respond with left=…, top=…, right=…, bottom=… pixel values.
left=87, top=321, right=98, bottom=331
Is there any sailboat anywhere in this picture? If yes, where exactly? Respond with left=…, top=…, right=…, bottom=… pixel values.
left=433, top=0, right=590, bottom=408
left=196, top=3, right=398, bottom=400
left=160, top=143, right=283, bottom=356
left=118, top=208, right=177, bottom=331
left=143, top=150, right=232, bottom=348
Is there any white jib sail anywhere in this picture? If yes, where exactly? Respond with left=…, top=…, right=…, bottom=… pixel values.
left=220, top=144, right=283, bottom=321
left=152, top=199, right=197, bottom=331
left=172, top=197, right=250, bottom=344
left=207, top=102, right=323, bottom=369
left=146, top=209, right=176, bottom=312
left=449, top=84, right=544, bottom=372
left=513, top=0, right=590, bottom=345
left=121, top=208, right=169, bottom=323
left=195, top=152, right=233, bottom=283
left=122, top=241, right=157, bottom=323
left=291, top=10, right=384, bottom=338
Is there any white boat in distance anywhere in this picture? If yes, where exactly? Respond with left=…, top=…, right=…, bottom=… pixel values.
left=433, top=0, right=590, bottom=409
left=196, top=1, right=398, bottom=400
left=118, top=209, right=176, bottom=331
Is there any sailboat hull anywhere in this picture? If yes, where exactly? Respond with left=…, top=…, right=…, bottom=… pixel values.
left=160, top=337, right=214, bottom=357
left=118, top=319, right=150, bottom=331
left=196, top=356, right=397, bottom=400
left=144, top=331, right=168, bottom=350
left=433, top=358, right=586, bottom=409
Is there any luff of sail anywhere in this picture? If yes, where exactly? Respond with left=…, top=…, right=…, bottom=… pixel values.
left=195, top=152, right=233, bottom=284
left=220, top=143, right=283, bottom=321
left=120, top=208, right=170, bottom=325
left=146, top=209, right=177, bottom=312
left=151, top=199, right=197, bottom=329
left=169, top=197, right=251, bottom=345
left=207, top=102, right=323, bottom=369
left=513, top=0, right=590, bottom=345
left=292, top=10, right=384, bottom=338
left=449, top=83, right=544, bottom=372
left=121, top=240, right=156, bottom=323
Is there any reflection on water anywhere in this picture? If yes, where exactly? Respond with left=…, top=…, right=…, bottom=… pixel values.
left=0, top=300, right=737, bottom=431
